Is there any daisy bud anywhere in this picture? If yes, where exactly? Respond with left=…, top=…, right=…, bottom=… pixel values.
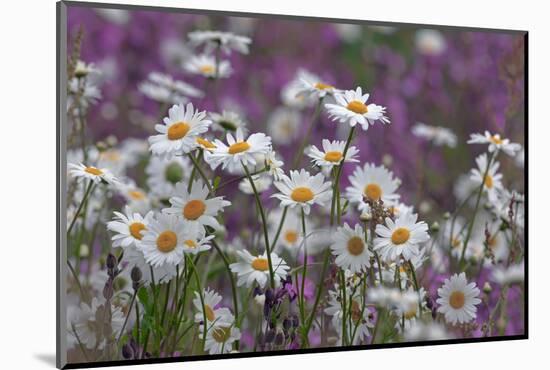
left=106, top=253, right=117, bottom=270
left=131, top=266, right=142, bottom=283
left=79, top=244, right=90, bottom=258
left=382, top=154, right=393, bottom=167
left=483, top=282, right=492, bottom=294
left=443, top=212, right=451, bottom=220
left=106, top=135, right=118, bottom=147
left=96, top=141, right=108, bottom=152
left=275, top=331, right=285, bottom=346
left=430, top=222, right=440, bottom=233
left=122, top=343, right=135, bottom=359
left=103, top=279, right=114, bottom=300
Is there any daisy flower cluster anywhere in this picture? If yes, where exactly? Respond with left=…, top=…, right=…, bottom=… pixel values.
left=63, top=15, right=525, bottom=366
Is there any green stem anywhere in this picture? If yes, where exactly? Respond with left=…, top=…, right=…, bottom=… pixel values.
left=408, top=261, right=423, bottom=315
left=242, top=162, right=275, bottom=288
left=116, top=290, right=137, bottom=344
left=330, top=126, right=356, bottom=226
left=188, top=151, right=213, bottom=193
left=270, top=207, right=288, bottom=251
left=67, top=180, right=95, bottom=236
left=187, top=255, right=207, bottom=353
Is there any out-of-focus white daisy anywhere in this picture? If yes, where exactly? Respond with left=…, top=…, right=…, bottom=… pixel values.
left=149, top=103, right=211, bottom=157
left=436, top=272, right=481, bottom=325
left=268, top=208, right=305, bottom=252
left=164, top=180, right=231, bottom=232
left=184, top=54, right=233, bottom=79
left=411, top=122, right=457, bottom=147
left=374, top=212, right=430, bottom=263
left=415, top=29, right=447, bottom=56
left=333, top=24, right=362, bottom=43
left=195, top=136, right=217, bottom=151
left=493, top=189, right=525, bottom=229
left=267, top=106, right=301, bottom=144
left=272, top=169, right=332, bottom=215
left=122, top=246, right=179, bottom=285
left=515, top=148, right=524, bottom=168
left=470, top=153, right=503, bottom=203
left=229, top=250, right=289, bottom=288
left=295, top=69, right=337, bottom=99
left=205, top=128, right=272, bottom=172
left=367, top=286, right=403, bottom=308
left=324, top=288, right=373, bottom=345
left=394, top=287, right=426, bottom=331
left=68, top=297, right=124, bottom=350
left=346, top=163, right=401, bottom=212
left=139, top=71, right=203, bottom=104
left=280, top=77, right=316, bottom=109
left=238, top=174, right=272, bottom=194
left=116, top=182, right=151, bottom=214
left=491, top=262, right=524, bottom=285
left=325, top=87, right=390, bottom=130
left=210, top=110, right=248, bottom=133
left=331, top=223, right=373, bottom=273
left=94, top=8, right=130, bottom=25
left=204, top=324, right=241, bottom=354
left=308, top=139, right=359, bottom=169
left=68, top=162, right=117, bottom=185
left=138, top=213, right=187, bottom=267
left=388, top=202, right=415, bottom=219
left=67, top=77, right=102, bottom=110
left=193, top=288, right=233, bottom=327
left=107, top=206, right=154, bottom=248
left=146, top=156, right=192, bottom=201
left=188, top=30, right=252, bottom=54
left=467, top=131, right=522, bottom=157
left=74, top=60, right=101, bottom=78
left=404, top=321, right=453, bottom=341
left=181, top=223, right=214, bottom=255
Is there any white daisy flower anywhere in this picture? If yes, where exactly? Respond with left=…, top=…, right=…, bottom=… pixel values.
left=268, top=208, right=308, bottom=252
left=68, top=162, right=117, bottom=185
left=181, top=223, right=214, bottom=255
left=374, top=212, right=430, bottom=263
left=415, top=29, right=447, bottom=56
left=308, top=139, right=359, bottom=168
left=229, top=250, right=289, bottom=288
left=188, top=30, right=252, bottom=55
left=411, top=122, right=457, bottom=147
left=325, top=87, right=390, bottom=130
left=74, top=60, right=101, bottom=78
left=436, top=272, right=481, bottom=325
left=193, top=288, right=233, bottom=327
left=467, top=130, right=522, bottom=157
left=116, top=182, right=151, bottom=214
left=267, top=106, right=301, bottom=144
left=280, top=77, right=316, bottom=109
left=184, top=54, right=233, bottom=79
left=163, top=180, right=231, bottom=232
left=264, top=150, right=285, bottom=180
left=122, top=246, right=179, bottom=285
left=394, top=287, right=427, bottom=331
left=238, top=174, right=272, bottom=194
left=346, top=163, right=400, bottom=212
left=146, top=156, right=192, bottom=201
left=210, top=110, right=248, bottom=133
left=138, top=213, right=187, bottom=267
left=324, top=288, right=373, bottom=345
left=107, top=206, right=154, bottom=248
left=272, top=169, right=332, bottom=215
left=67, top=77, right=101, bottom=110
left=204, top=324, right=241, bottom=354
left=470, top=153, right=503, bottom=203
left=194, top=136, right=218, bottom=151
left=404, top=322, right=453, bottom=341
left=148, top=103, right=211, bottom=157
left=296, top=69, right=338, bottom=99
left=331, top=223, right=373, bottom=274
left=205, top=128, right=272, bottom=172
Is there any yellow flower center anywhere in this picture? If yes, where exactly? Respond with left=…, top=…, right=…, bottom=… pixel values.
left=290, top=187, right=314, bottom=203
left=487, top=235, right=498, bottom=249
left=404, top=306, right=417, bottom=320
left=251, top=258, right=269, bottom=271
left=228, top=141, right=250, bottom=154
left=156, top=230, right=178, bottom=253
left=324, top=151, right=343, bottom=163
left=100, top=150, right=121, bottom=161
left=196, top=137, right=216, bottom=149
left=167, top=122, right=190, bottom=140
left=484, top=175, right=493, bottom=189
left=183, top=200, right=206, bottom=220
left=314, top=82, right=334, bottom=90
left=212, top=326, right=231, bottom=343
left=128, top=190, right=146, bottom=200
left=391, top=227, right=410, bottom=245
left=346, top=100, right=368, bottom=114
left=200, top=65, right=215, bottom=74
left=490, top=135, right=503, bottom=145
left=85, top=166, right=103, bottom=176
left=184, top=240, right=197, bottom=248
left=284, top=230, right=298, bottom=244
left=347, top=236, right=365, bottom=256
left=451, top=237, right=461, bottom=249
left=364, top=183, right=382, bottom=201
left=205, top=304, right=215, bottom=322
left=129, top=222, right=146, bottom=240
left=449, top=291, right=465, bottom=309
